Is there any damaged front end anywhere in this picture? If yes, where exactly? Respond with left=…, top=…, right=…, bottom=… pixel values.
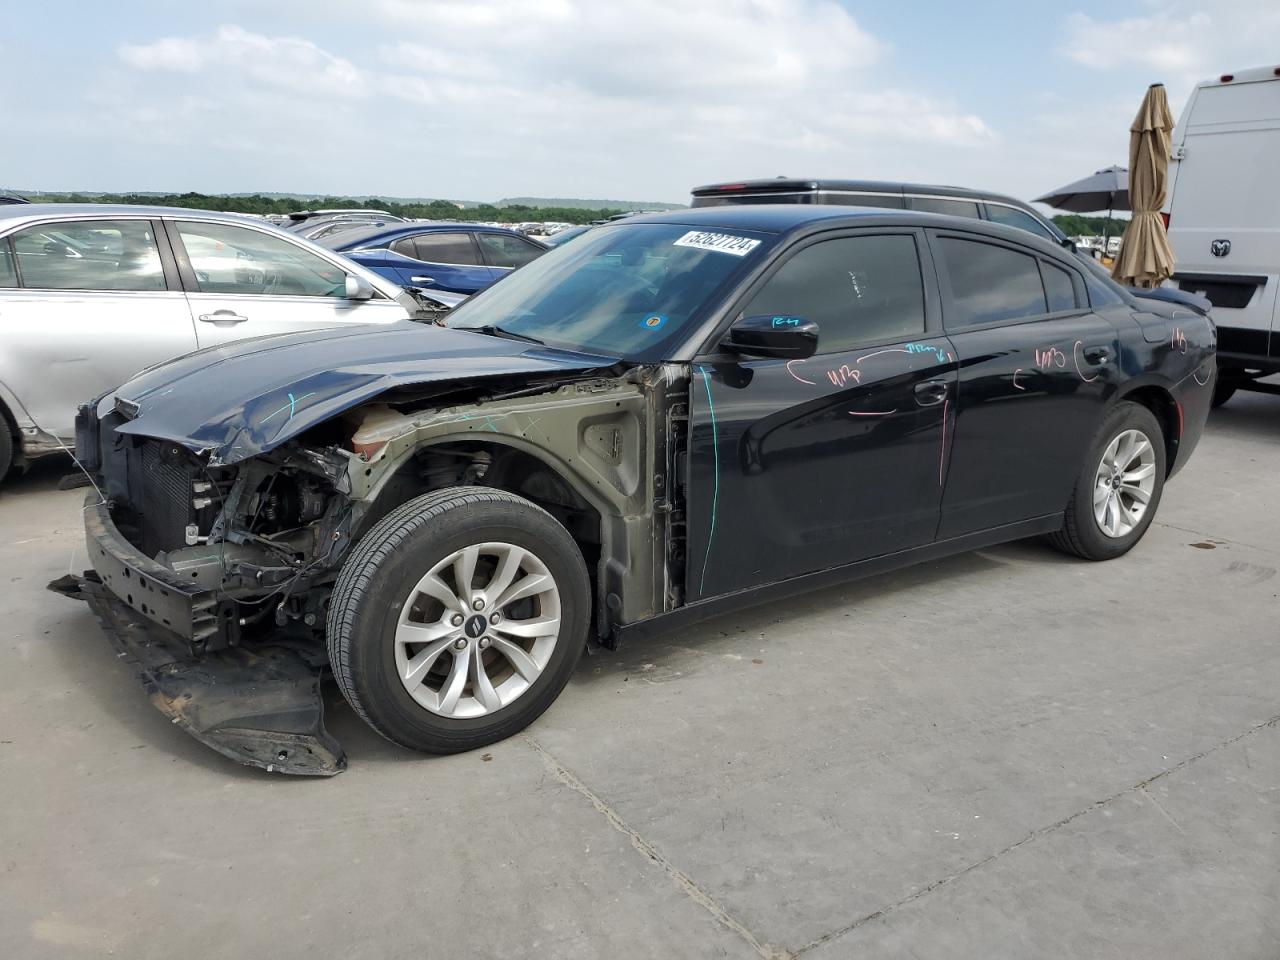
left=61, top=412, right=359, bottom=775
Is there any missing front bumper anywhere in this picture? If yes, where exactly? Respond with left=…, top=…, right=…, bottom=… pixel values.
left=53, top=575, right=346, bottom=777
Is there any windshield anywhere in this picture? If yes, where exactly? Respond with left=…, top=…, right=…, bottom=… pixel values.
left=446, top=222, right=771, bottom=361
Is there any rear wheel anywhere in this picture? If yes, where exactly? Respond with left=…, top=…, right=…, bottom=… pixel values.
left=1048, top=401, right=1166, bottom=560
left=328, top=487, right=590, bottom=754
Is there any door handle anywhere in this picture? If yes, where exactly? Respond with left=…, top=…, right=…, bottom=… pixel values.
left=1082, top=345, right=1112, bottom=365
left=914, top=379, right=948, bottom=407
left=198, top=310, right=248, bottom=325
left=410, top=276, right=436, bottom=285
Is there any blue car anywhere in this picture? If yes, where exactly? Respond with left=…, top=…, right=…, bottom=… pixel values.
left=321, top=222, right=548, bottom=295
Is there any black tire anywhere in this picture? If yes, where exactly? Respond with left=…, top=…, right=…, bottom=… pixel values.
left=327, top=486, right=590, bottom=754
left=1211, top=369, right=1239, bottom=409
left=0, top=419, right=12, bottom=483
left=1047, top=401, right=1166, bottom=561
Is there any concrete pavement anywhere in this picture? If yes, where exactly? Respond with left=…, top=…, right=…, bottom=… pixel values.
left=1, top=393, right=1277, bottom=959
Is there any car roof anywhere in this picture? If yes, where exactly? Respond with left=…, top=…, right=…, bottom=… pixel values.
left=0, top=203, right=271, bottom=229
left=322, top=221, right=544, bottom=250
left=690, top=177, right=1037, bottom=210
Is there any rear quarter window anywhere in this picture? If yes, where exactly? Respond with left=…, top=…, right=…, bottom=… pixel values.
left=0, top=239, right=15, bottom=287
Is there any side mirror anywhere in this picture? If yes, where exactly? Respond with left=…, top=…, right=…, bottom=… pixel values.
left=345, top=274, right=375, bottom=300
left=723, top=314, right=818, bottom=360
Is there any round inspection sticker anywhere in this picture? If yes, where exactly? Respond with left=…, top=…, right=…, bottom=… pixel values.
left=638, top=314, right=668, bottom=330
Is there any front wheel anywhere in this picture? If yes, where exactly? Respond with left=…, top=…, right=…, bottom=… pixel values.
left=1047, top=401, right=1166, bottom=561
left=327, top=487, right=590, bottom=754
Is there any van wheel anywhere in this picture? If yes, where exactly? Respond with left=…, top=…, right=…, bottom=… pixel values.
left=1211, top=367, right=1241, bottom=408
left=1047, top=401, right=1166, bottom=561
left=327, top=487, right=590, bottom=754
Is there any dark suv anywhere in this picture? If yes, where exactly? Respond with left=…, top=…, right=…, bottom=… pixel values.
left=692, top=178, right=1073, bottom=246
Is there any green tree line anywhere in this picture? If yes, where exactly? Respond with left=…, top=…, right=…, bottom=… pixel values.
left=21, top=191, right=628, bottom=225
left=1050, top=213, right=1131, bottom=235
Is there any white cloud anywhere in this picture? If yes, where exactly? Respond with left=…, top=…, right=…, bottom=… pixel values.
left=1060, top=1, right=1280, bottom=99
left=120, top=25, right=366, bottom=98
left=97, top=2, right=996, bottom=200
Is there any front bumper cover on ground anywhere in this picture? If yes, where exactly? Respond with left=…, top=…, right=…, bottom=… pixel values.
left=51, top=575, right=345, bottom=777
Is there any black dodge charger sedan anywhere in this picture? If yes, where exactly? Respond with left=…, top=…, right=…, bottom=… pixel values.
left=64, top=205, right=1216, bottom=774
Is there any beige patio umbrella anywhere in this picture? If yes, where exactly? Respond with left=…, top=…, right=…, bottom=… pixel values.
left=1111, top=83, right=1176, bottom=287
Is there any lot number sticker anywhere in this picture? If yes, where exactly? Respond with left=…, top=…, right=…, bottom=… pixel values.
left=673, top=231, right=761, bottom=257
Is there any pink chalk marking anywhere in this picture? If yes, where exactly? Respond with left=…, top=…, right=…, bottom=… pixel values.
left=856, top=347, right=913, bottom=364
left=938, top=396, right=950, bottom=487
left=1034, top=346, right=1067, bottom=370
left=1193, top=367, right=1211, bottom=386
left=1012, top=368, right=1026, bottom=391
left=1172, top=327, right=1188, bottom=354
left=825, top=364, right=860, bottom=387
left=1072, top=340, right=1099, bottom=383
left=847, top=409, right=896, bottom=417
left=786, top=359, right=817, bottom=385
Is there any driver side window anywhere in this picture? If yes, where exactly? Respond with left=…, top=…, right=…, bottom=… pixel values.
left=174, top=221, right=348, bottom=298
left=743, top=234, right=926, bottom=354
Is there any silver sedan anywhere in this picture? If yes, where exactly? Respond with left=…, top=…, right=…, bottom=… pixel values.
left=0, top=204, right=421, bottom=482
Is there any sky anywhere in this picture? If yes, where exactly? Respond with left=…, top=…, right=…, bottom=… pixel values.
left=2, top=0, right=1277, bottom=210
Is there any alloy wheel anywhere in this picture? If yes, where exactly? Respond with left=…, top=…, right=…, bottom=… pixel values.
left=394, top=542, right=561, bottom=719
left=1092, top=428, right=1157, bottom=538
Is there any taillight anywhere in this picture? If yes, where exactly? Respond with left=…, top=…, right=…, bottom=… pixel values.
left=1160, top=212, right=1170, bottom=230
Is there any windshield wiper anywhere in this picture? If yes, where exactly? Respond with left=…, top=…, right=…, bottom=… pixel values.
left=464, top=324, right=546, bottom=346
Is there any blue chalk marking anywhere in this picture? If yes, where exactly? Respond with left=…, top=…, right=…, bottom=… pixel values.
left=771, top=316, right=801, bottom=327
left=905, top=342, right=947, bottom=363
left=698, top=365, right=720, bottom=597
left=260, top=391, right=317, bottom=425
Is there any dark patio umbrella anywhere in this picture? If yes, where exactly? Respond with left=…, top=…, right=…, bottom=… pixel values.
left=1035, top=165, right=1129, bottom=255
left=1035, top=165, right=1129, bottom=212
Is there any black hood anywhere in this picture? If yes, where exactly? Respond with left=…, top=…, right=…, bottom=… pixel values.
left=105, top=322, right=618, bottom=465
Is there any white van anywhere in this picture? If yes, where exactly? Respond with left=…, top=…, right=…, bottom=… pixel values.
left=1166, top=64, right=1280, bottom=406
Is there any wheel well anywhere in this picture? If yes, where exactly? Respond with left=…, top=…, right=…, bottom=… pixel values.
left=1118, top=386, right=1179, bottom=475
left=0, top=399, right=18, bottom=452
left=359, top=440, right=605, bottom=592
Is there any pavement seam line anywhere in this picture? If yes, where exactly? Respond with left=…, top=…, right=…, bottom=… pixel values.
left=794, top=711, right=1280, bottom=956
left=1152, top=519, right=1280, bottom=557
left=523, top=734, right=786, bottom=960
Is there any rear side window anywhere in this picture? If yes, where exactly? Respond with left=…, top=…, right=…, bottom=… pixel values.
left=11, top=219, right=165, bottom=291
left=743, top=234, right=925, bottom=354
left=1041, top=262, right=1078, bottom=311
left=395, top=232, right=479, bottom=265
left=939, top=237, right=1047, bottom=327
left=477, top=233, right=544, bottom=269
left=0, top=239, right=15, bottom=287
left=908, top=196, right=981, bottom=218
left=822, top=193, right=905, bottom=209
left=986, top=204, right=1056, bottom=240
left=174, top=221, right=348, bottom=298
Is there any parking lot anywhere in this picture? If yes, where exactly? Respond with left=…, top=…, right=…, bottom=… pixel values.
left=1, top=393, right=1277, bottom=960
